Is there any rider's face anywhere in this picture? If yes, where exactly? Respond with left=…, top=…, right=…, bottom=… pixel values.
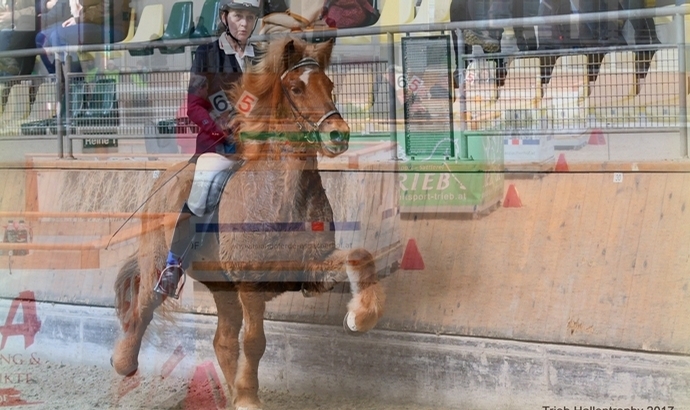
left=223, top=10, right=257, bottom=43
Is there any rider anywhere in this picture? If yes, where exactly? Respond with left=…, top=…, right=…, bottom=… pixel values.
left=155, top=0, right=262, bottom=298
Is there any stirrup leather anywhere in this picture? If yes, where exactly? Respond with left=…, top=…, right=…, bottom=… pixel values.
left=154, top=264, right=187, bottom=299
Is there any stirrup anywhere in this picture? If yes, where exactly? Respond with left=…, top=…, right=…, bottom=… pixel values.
left=154, top=264, right=186, bottom=299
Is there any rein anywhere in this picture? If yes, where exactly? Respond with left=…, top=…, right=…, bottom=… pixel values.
left=279, top=57, right=340, bottom=144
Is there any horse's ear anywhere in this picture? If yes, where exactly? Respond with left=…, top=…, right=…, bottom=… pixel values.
left=312, top=38, right=334, bottom=69
left=281, top=39, right=297, bottom=72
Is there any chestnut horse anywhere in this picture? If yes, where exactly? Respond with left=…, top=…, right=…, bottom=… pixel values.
left=112, top=37, right=385, bottom=409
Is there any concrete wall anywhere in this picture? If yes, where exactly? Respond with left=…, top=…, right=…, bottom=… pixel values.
left=1, top=153, right=690, bottom=406
left=1, top=159, right=689, bottom=355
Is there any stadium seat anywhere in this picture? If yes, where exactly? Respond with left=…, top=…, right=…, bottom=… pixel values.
left=0, top=81, right=31, bottom=131
left=191, top=0, right=220, bottom=38
left=76, top=78, right=119, bottom=132
left=79, top=8, right=136, bottom=63
left=653, top=4, right=690, bottom=42
left=21, top=79, right=86, bottom=135
left=411, top=0, right=451, bottom=25
left=128, top=4, right=165, bottom=57
left=496, top=57, right=542, bottom=128
left=539, top=54, right=589, bottom=130
left=634, top=48, right=687, bottom=123
left=499, top=57, right=541, bottom=106
left=46, top=79, right=89, bottom=135
left=19, top=81, right=58, bottom=135
left=30, top=81, right=59, bottom=121
left=119, top=8, right=137, bottom=44
left=160, top=2, right=195, bottom=54
left=453, top=51, right=500, bottom=128
left=0, top=82, right=6, bottom=118
left=588, top=51, right=637, bottom=122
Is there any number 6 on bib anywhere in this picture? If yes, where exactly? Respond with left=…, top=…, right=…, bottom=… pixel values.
left=209, top=90, right=232, bottom=118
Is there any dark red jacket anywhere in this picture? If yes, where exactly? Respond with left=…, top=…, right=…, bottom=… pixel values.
left=187, top=40, right=258, bottom=154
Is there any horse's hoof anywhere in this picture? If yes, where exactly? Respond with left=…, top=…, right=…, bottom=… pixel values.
left=112, top=356, right=138, bottom=377
left=342, top=312, right=363, bottom=336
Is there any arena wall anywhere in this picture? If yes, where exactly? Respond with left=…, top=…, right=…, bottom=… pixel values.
left=4, top=158, right=688, bottom=354
left=1, top=152, right=689, bottom=407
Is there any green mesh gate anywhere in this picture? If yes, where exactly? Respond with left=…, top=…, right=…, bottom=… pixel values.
left=401, top=35, right=455, bottom=160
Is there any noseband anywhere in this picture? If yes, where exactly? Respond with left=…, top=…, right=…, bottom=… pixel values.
left=280, top=57, right=340, bottom=144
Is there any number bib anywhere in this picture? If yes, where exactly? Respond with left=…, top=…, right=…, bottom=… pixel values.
left=209, top=90, right=232, bottom=120
left=237, top=90, right=258, bottom=115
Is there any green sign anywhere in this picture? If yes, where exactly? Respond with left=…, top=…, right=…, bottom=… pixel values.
left=399, top=132, right=504, bottom=214
left=83, top=138, right=118, bottom=149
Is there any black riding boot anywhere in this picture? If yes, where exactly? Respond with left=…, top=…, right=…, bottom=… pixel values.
left=155, top=203, right=216, bottom=298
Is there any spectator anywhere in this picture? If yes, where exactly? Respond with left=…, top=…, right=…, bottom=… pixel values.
left=263, top=0, right=288, bottom=15
left=535, top=0, right=572, bottom=50
left=37, top=0, right=129, bottom=74
left=460, top=0, right=540, bottom=53
left=570, top=0, right=659, bottom=82
left=0, top=0, right=38, bottom=76
left=458, top=0, right=499, bottom=52
left=34, top=0, right=70, bottom=74
left=620, top=0, right=660, bottom=78
left=450, top=0, right=507, bottom=88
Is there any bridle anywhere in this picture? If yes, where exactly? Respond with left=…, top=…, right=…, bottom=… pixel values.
left=279, top=57, right=340, bottom=144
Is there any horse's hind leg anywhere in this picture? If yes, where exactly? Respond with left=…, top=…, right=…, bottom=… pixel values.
left=234, top=287, right=267, bottom=410
left=206, top=283, right=243, bottom=404
left=112, top=253, right=164, bottom=376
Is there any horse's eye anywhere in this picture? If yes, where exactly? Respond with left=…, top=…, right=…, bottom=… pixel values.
left=290, top=87, right=302, bottom=95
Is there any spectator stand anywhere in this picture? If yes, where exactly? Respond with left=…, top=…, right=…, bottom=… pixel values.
left=0, top=3, right=684, bottom=164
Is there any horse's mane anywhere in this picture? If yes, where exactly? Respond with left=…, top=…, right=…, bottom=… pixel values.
left=227, top=36, right=334, bottom=158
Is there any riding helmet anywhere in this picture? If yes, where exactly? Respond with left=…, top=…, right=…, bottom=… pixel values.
left=219, top=0, right=261, bottom=16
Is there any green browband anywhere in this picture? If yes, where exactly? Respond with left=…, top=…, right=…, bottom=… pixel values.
left=238, top=131, right=318, bottom=143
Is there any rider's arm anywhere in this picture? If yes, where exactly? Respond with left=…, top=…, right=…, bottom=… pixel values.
left=187, top=45, right=226, bottom=146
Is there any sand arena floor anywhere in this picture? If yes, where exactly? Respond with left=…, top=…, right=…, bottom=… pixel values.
left=2, top=360, right=444, bottom=410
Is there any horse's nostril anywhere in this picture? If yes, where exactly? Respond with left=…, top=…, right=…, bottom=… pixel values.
left=330, top=130, right=348, bottom=143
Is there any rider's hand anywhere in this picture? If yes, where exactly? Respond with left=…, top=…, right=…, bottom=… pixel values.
left=62, top=17, right=77, bottom=27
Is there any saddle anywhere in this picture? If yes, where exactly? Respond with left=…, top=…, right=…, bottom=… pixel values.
left=187, top=155, right=244, bottom=217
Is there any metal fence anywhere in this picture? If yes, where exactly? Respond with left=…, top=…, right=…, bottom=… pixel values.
left=459, top=43, right=682, bottom=131
left=7, top=63, right=392, bottom=148
left=0, top=5, right=687, bottom=158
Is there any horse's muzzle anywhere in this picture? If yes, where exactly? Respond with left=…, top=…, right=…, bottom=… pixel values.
left=320, top=118, right=350, bottom=157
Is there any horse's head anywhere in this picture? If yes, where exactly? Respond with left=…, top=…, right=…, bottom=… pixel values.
left=229, top=36, right=350, bottom=159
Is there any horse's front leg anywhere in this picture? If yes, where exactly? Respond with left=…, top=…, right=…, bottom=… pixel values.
left=235, top=287, right=267, bottom=410
left=207, top=284, right=243, bottom=405
left=304, top=248, right=385, bottom=333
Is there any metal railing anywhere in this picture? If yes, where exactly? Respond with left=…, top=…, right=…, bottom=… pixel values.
left=0, top=5, right=687, bottom=159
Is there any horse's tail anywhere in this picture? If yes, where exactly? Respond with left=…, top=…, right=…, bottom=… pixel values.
left=114, top=252, right=141, bottom=332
